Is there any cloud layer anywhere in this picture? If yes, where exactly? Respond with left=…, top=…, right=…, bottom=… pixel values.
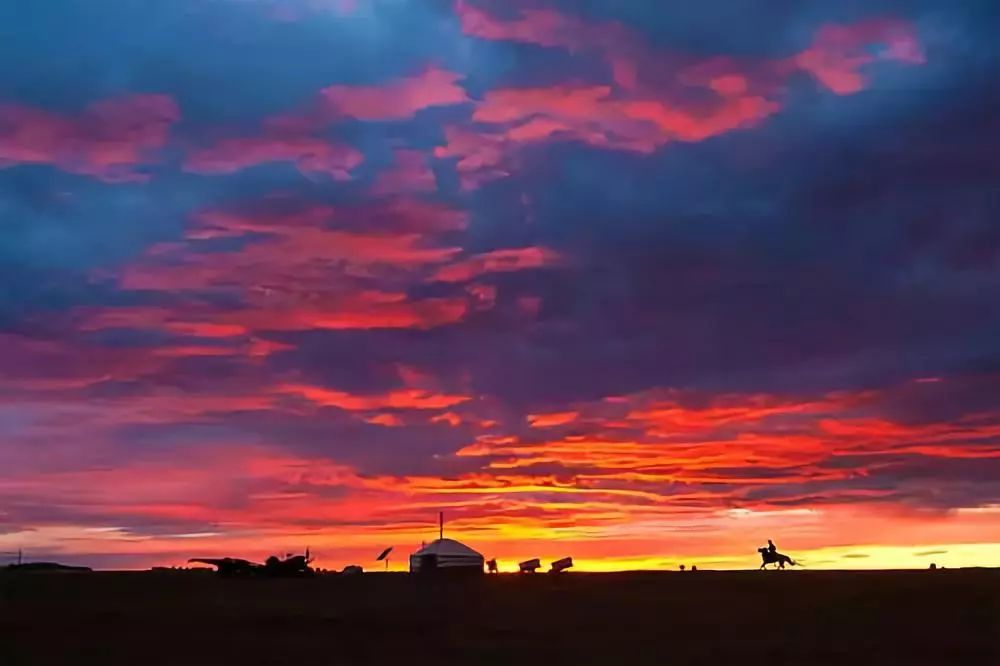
left=1, top=0, right=999, bottom=570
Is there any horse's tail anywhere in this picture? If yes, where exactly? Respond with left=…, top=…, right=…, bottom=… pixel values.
left=788, top=557, right=797, bottom=566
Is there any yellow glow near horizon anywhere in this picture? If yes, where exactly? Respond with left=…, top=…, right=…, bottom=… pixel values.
left=5, top=502, right=1000, bottom=573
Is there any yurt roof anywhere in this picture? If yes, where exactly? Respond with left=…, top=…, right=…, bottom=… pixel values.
left=411, top=538, right=483, bottom=558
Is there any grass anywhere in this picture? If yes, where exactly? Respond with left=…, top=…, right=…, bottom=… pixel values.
left=2, top=569, right=998, bottom=665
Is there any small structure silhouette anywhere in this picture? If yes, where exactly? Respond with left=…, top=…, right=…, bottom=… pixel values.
left=408, top=513, right=484, bottom=575
left=929, top=562, right=937, bottom=570
left=519, top=558, right=541, bottom=573
left=486, top=558, right=498, bottom=574
left=376, top=547, right=393, bottom=571
left=550, top=557, right=573, bottom=573
left=691, top=565, right=698, bottom=572
left=1, top=549, right=23, bottom=566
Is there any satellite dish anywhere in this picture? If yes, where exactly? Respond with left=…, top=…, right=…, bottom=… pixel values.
left=376, top=547, right=393, bottom=561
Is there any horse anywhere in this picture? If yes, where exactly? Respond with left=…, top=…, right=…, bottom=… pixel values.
left=758, top=547, right=797, bottom=569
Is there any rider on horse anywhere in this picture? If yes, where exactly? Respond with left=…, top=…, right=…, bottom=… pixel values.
left=759, top=539, right=797, bottom=569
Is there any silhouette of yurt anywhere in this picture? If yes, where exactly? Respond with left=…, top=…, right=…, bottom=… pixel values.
left=408, top=512, right=484, bottom=575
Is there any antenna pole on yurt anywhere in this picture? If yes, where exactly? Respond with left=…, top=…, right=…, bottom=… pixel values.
left=439, top=511, right=444, bottom=540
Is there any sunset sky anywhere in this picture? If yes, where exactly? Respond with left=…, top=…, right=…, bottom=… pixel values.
left=2, top=0, right=999, bottom=572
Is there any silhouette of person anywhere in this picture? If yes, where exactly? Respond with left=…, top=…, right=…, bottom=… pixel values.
left=767, top=539, right=777, bottom=555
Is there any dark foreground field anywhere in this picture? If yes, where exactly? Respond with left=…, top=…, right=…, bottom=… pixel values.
left=2, top=569, right=998, bottom=665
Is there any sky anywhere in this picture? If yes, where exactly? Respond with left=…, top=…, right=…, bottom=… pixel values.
left=1, top=0, right=999, bottom=572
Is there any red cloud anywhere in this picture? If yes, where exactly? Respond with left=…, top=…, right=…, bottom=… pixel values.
left=528, top=411, right=579, bottom=428
left=79, top=306, right=249, bottom=338
left=351, top=198, right=470, bottom=233
left=444, top=3, right=925, bottom=187
left=185, top=135, right=363, bottom=180
left=79, top=189, right=565, bottom=341
left=455, top=0, right=628, bottom=52
left=439, top=80, right=781, bottom=187
left=185, top=204, right=335, bottom=239
left=431, top=412, right=464, bottom=427
left=193, top=198, right=467, bottom=237
left=122, top=236, right=455, bottom=289
left=621, top=95, right=781, bottom=143
left=0, top=94, right=179, bottom=181
left=451, top=384, right=1000, bottom=504
left=5, top=363, right=998, bottom=570
left=121, top=202, right=465, bottom=292
left=372, top=149, right=438, bottom=195
left=268, top=67, right=469, bottom=132
left=434, top=125, right=511, bottom=189
left=365, top=413, right=405, bottom=427
left=790, top=20, right=926, bottom=94
left=818, top=416, right=1000, bottom=458
left=458, top=1, right=922, bottom=96
left=0, top=333, right=175, bottom=393
left=278, top=383, right=472, bottom=410
left=432, top=246, right=561, bottom=283
left=122, top=231, right=461, bottom=291
left=472, top=85, right=612, bottom=125
left=396, top=364, right=437, bottom=388
left=468, top=83, right=780, bottom=149
left=320, top=67, right=468, bottom=121
left=625, top=390, right=874, bottom=434
left=90, top=199, right=485, bottom=335
left=222, top=292, right=471, bottom=332
left=186, top=67, right=466, bottom=179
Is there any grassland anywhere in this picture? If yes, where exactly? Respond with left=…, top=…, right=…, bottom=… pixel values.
left=2, top=569, right=998, bottom=665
